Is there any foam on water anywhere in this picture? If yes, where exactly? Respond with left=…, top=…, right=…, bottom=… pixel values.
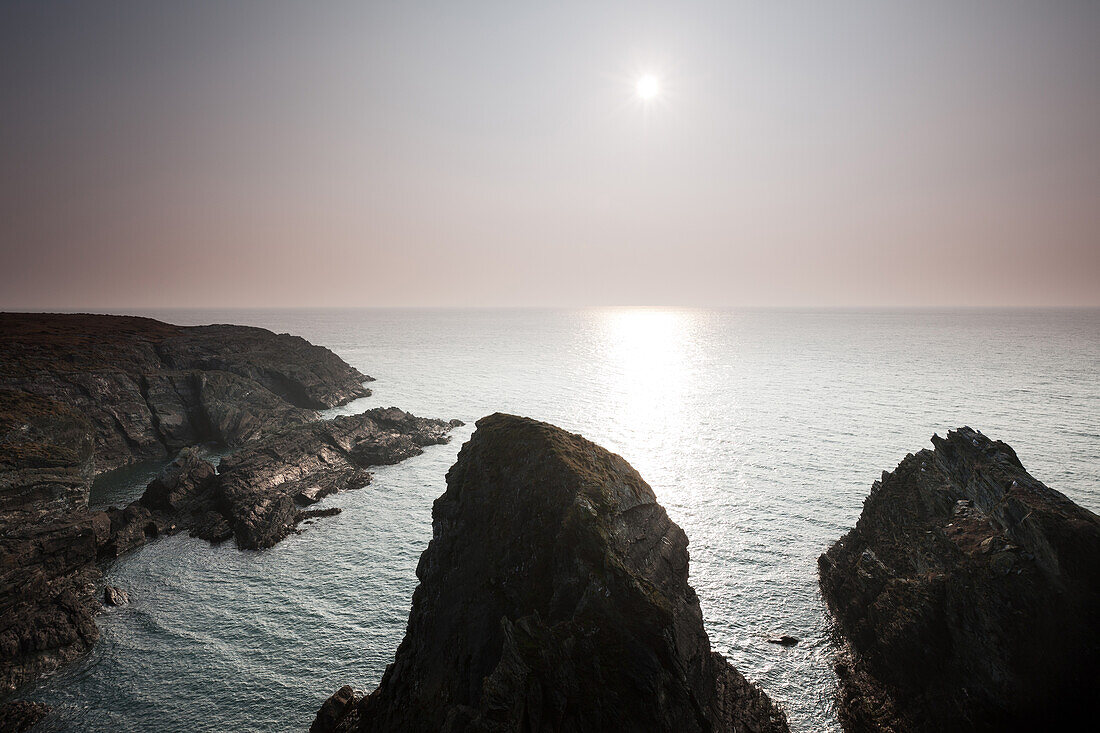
left=24, top=308, right=1100, bottom=732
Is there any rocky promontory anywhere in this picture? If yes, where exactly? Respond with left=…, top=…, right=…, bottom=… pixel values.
left=141, top=408, right=462, bottom=550
left=313, top=413, right=788, bottom=733
left=819, top=428, right=1100, bottom=731
left=0, top=313, right=458, bottom=697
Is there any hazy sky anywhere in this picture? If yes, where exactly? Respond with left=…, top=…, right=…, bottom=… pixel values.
left=2, top=0, right=1098, bottom=308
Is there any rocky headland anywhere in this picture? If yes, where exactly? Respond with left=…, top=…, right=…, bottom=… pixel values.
left=312, top=413, right=788, bottom=733
left=0, top=312, right=374, bottom=472
left=819, top=427, right=1100, bottom=731
left=0, top=313, right=458, bottom=699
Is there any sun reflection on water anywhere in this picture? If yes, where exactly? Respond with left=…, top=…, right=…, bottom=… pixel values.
left=598, top=308, right=698, bottom=466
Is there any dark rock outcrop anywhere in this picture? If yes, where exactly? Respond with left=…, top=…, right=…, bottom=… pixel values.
left=312, top=686, right=358, bottom=733
left=819, top=427, right=1100, bottom=732
left=0, top=391, right=94, bottom=518
left=174, top=408, right=460, bottom=550
left=0, top=700, right=50, bottom=732
left=139, top=447, right=219, bottom=516
left=314, top=413, right=788, bottom=733
left=0, top=392, right=102, bottom=693
left=0, top=512, right=103, bottom=693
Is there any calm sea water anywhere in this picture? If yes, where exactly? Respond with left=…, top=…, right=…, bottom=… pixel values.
left=22, top=308, right=1100, bottom=732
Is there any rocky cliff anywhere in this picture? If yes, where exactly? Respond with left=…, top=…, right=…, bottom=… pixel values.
left=0, top=313, right=373, bottom=472
left=313, top=413, right=788, bottom=733
left=819, top=427, right=1100, bottom=732
left=0, top=314, right=459, bottom=697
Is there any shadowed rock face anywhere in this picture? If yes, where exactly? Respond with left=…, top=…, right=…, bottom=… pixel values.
left=0, top=393, right=102, bottom=692
left=819, top=428, right=1100, bottom=732
left=314, top=413, right=788, bottom=733
left=0, top=391, right=94, bottom=518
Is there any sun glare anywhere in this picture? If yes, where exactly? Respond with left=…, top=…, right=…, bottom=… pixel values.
left=636, top=74, right=660, bottom=101
left=603, top=308, right=693, bottom=444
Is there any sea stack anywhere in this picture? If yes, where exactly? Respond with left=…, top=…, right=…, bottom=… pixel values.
left=313, top=413, right=788, bottom=733
left=819, top=427, right=1100, bottom=731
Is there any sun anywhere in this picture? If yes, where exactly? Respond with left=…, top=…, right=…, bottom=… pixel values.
left=635, top=74, right=660, bottom=101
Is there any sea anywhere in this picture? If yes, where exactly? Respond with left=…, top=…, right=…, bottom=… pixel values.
left=19, top=308, right=1100, bottom=732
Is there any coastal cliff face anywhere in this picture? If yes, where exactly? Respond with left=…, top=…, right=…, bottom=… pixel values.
left=819, top=428, right=1100, bottom=732
left=0, top=313, right=373, bottom=472
left=313, top=413, right=788, bottom=733
left=0, top=314, right=459, bottom=696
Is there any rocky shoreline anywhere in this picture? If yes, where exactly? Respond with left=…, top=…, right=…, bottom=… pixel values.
left=142, top=407, right=463, bottom=550
left=312, top=414, right=789, bottom=733
left=0, top=313, right=459, bottom=706
left=819, top=428, right=1100, bottom=731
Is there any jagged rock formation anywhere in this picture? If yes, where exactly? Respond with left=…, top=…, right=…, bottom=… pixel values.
left=819, top=428, right=1100, bottom=732
left=0, top=313, right=373, bottom=472
left=141, top=408, right=462, bottom=550
left=313, top=413, right=788, bottom=733
left=0, top=313, right=459, bottom=699
left=0, top=511, right=104, bottom=693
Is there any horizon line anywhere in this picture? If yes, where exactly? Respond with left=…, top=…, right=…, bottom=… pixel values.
left=4, top=304, right=1100, bottom=314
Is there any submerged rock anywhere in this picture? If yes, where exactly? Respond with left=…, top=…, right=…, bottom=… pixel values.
left=819, top=427, right=1100, bottom=732
left=767, top=635, right=799, bottom=647
left=314, top=413, right=788, bottom=733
